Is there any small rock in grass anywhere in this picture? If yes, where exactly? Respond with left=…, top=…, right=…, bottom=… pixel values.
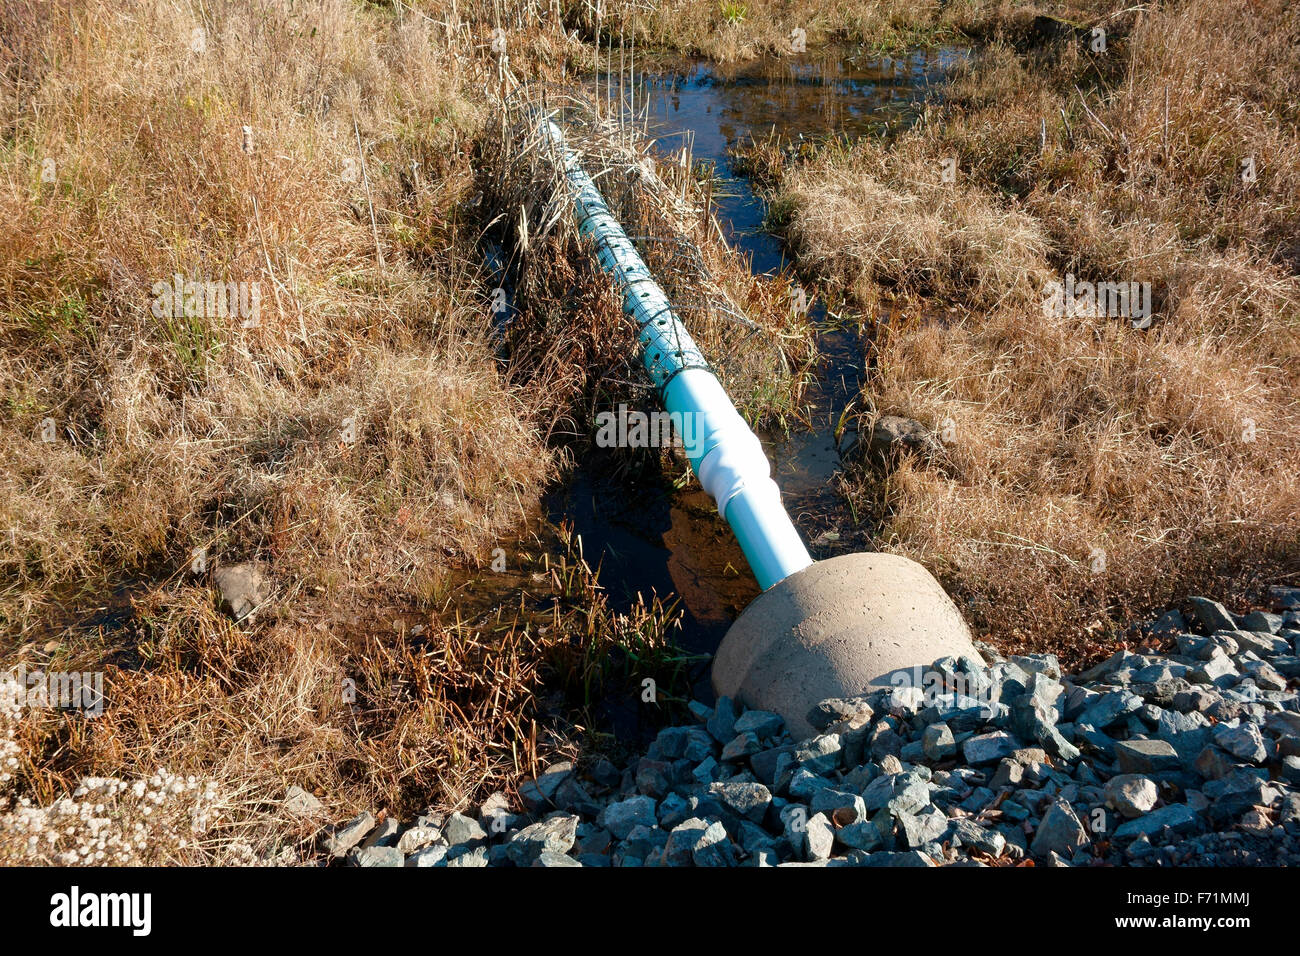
left=326, top=811, right=375, bottom=857
left=1188, top=596, right=1237, bottom=634
left=284, top=785, right=324, bottom=817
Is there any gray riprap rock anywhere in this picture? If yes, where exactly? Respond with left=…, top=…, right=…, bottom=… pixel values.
left=598, top=795, right=658, bottom=840
left=802, top=812, right=835, bottom=861
left=1212, top=721, right=1268, bottom=764
left=1010, top=696, right=1081, bottom=761
left=446, top=845, right=489, bottom=867
left=810, top=788, right=867, bottom=826
left=733, top=710, right=784, bottom=738
left=1193, top=746, right=1236, bottom=780
left=1243, top=611, right=1283, bottom=634
left=284, top=785, right=324, bottom=817
left=788, top=767, right=833, bottom=800
left=1209, top=772, right=1278, bottom=824
left=691, top=821, right=737, bottom=867
left=1105, top=774, right=1160, bottom=818
left=899, top=806, right=948, bottom=848
left=506, top=814, right=579, bottom=865
left=887, top=684, right=926, bottom=717
left=1114, top=738, right=1180, bottom=774
left=1156, top=709, right=1210, bottom=738
left=949, top=818, right=1006, bottom=856
left=352, top=845, right=403, bottom=867
left=962, top=731, right=1019, bottom=765
left=990, top=759, right=1024, bottom=789
left=1030, top=800, right=1089, bottom=858
left=519, top=761, right=574, bottom=811
left=213, top=561, right=270, bottom=622
left=1077, top=691, right=1143, bottom=729
left=838, top=821, right=883, bottom=852
left=1191, top=653, right=1238, bottom=686
left=406, top=844, right=448, bottom=867
left=1012, top=654, right=1062, bottom=679
left=922, top=723, right=956, bottom=761
left=808, top=696, right=874, bottom=732
left=1281, top=756, right=1300, bottom=785
left=707, top=696, right=738, bottom=743
left=750, top=745, right=795, bottom=787
left=1188, top=596, right=1237, bottom=634
left=794, top=734, right=843, bottom=775
left=709, top=780, right=772, bottom=823
left=720, top=731, right=762, bottom=763
left=863, top=771, right=931, bottom=816
left=442, top=811, right=487, bottom=847
left=635, top=758, right=674, bottom=799
left=1227, top=630, right=1287, bottom=658
left=535, top=850, right=582, bottom=867
left=1113, top=803, right=1201, bottom=839
left=1242, top=660, right=1287, bottom=692
left=396, top=826, right=441, bottom=856
left=663, top=818, right=708, bottom=866
left=326, top=811, right=375, bottom=857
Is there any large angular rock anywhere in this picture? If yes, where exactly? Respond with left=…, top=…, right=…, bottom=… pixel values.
left=1187, top=596, right=1237, bottom=634
left=506, top=814, right=579, bottom=865
left=962, top=731, right=1019, bottom=765
left=1030, top=800, right=1089, bottom=858
left=598, top=796, right=658, bottom=840
left=1212, top=721, right=1268, bottom=764
left=1114, top=738, right=1180, bottom=774
left=1113, top=803, right=1201, bottom=839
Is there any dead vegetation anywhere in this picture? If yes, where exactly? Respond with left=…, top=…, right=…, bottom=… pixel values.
left=0, top=0, right=812, bottom=863
left=747, top=0, right=1300, bottom=661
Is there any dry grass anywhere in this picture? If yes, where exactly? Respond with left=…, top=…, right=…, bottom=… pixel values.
left=753, top=0, right=1300, bottom=662
left=0, top=0, right=579, bottom=862
left=563, top=0, right=1114, bottom=62
left=0, top=0, right=813, bottom=864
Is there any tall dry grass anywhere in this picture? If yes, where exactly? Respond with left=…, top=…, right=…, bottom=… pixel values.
left=0, top=0, right=580, bottom=861
left=753, top=0, right=1300, bottom=660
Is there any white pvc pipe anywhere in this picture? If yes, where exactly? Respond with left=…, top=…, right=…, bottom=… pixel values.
left=541, top=120, right=813, bottom=590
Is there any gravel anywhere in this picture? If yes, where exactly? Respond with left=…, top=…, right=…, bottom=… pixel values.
left=329, top=586, right=1300, bottom=867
